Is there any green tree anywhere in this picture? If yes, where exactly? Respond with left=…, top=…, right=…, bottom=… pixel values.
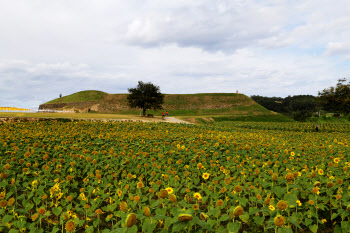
left=317, top=78, right=350, bottom=114
left=127, top=81, right=164, bottom=116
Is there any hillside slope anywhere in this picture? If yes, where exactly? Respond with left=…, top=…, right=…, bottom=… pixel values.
left=39, top=90, right=279, bottom=117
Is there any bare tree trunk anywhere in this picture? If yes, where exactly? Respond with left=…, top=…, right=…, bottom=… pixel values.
left=143, top=108, right=146, bottom=116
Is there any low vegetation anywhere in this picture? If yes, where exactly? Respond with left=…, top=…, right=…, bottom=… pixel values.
left=0, top=120, right=349, bottom=232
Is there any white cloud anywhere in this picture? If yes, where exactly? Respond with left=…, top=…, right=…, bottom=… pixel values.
left=324, top=42, right=350, bottom=57
left=0, top=0, right=350, bottom=109
left=122, top=1, right=290, bottom=51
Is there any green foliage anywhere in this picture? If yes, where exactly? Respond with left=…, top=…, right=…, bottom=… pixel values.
left=307, top=114, right=350, bottom=124
left=251, top=95, right=317, bottom=121
left=212, top=114, right=294, bottom=123
left=317, top=78, right=350, bottom=114
left=127, top=81, right=164, bottom=116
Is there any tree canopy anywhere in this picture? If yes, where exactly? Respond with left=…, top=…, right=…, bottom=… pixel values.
left=317, top=78, right=350, bottom=114
left=251, top=95, right=317, bottom=121
left=127, top=81, right=164, bottom=116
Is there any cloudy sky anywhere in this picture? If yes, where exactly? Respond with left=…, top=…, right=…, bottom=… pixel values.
left=1, top=0, right=350, bottom=109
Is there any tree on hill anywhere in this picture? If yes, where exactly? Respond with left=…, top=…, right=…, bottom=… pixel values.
left=127, top=81, right=164, bottom=116
left=317, top=78, right=350, bottom=115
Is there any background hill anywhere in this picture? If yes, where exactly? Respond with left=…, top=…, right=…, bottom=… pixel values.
left=39, top=90, right=292, bottom=122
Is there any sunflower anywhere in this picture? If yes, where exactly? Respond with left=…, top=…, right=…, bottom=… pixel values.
left=233, top=206, right=244, bottom=216
left=318, top=169, right=324, bottom=175
left=32, top=214, right=39, bottom=221
left=137, top=182, right=144, bottom=188
left=165, top=187, right=173, bottom=194
left=327, top=181, right=334, bottom=188
left=193, top=192, right=202, bottom=200
left=314, top=181, right=321, bottom=187
left=200, top=212, right=208, bottom=220
left=38, top=207, right=46, bottom=215
left=7, top=197, right=15, bottom=207
left=143, top=206, right=151, bottom=217
left=312, top=187, right=320, bottom=195
left=336, top=178, right=343, bottom=185
left=0, top=200, right=7, bottom=207
left=334, top=158, right=340, bottom=163
left=95, top=209, right=103, bottom=215
left=126, top=213, right=137, bottom=227
left=193, top=204, right=199, bottom=211
left=159, top=190, right=168, bottom=199
left=286, top=173, right=294, bottom=180
left=202, top=173, right=210, bottom=180
left=274, top=215, right=285, bottom=226
left=216, top=199, right=224, bottom=207
left=4, top=164, right=11, bottom=170
left=24, top=151, right=31, bottom=158
left=309, top=200, right=314, bottom=205
left=277, top=200, right=288, bottom=210
left=117, top=190, right=123, bottom=197
left=66, top=195, right=73, bottom=202
left=234, top=185, right=242, bottom=192
left=134, top=195, right=140, bottom=202
left=296, top=200, right=302, bottom=206
left=120, top=202, right=127, bottom=212
left=169, top=194, right=177, bottom=203
left=269, top=205, right=275, bottom=211
left=178, top=214, right=193, bottom=222
left=224, top=177, right=231, bottom=185
left=65, top=221, right=75, bottom=232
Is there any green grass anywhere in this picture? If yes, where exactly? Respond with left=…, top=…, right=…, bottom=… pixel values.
left=103, top=107, right=271, bottom=116
left=98, top=102, right=272, bottom=117
left=307, top=115, right=350, bottom=124
left=212, top=114, right=295, bottom=122
left=45, top=90, right=108, bottom=104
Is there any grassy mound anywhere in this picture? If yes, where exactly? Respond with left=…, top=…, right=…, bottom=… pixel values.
left=39, top=90, right=291, bottom=121
left=45, top=90, right=108, bottom=104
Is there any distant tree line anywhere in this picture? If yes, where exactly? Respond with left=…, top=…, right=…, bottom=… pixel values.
left=317, top=78, right=350, bottom=115
left=251, top=95, right=317, bottom=121
left=252, top=78, right=350, bottom=121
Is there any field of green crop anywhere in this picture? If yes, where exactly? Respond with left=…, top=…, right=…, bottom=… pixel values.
left=0, top=121, right=349, bottom=233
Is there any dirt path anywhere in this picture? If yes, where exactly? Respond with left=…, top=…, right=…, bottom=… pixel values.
left=163, top=117, right=192, bottom=124
left=0, top=116, right=193, bottom=124
left=86, top=117, right=192, bottom=124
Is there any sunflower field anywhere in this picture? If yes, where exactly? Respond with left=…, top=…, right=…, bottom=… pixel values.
left=0, top=120, right=349, bottom=233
